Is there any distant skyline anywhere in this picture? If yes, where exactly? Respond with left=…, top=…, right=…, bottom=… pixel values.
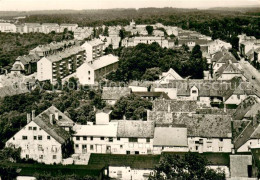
left=0, top=0, right=259, bottom=11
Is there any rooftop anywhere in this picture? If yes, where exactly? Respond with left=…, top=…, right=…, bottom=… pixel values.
left=116, top=120, right=154, bottom=138
left=33, top=106, right=73, bottom=144
left=73, top=122, right=118, bottom=137
left=153, top=127, right=188, bottom=147
left=88, top=54, right=119, bottom=70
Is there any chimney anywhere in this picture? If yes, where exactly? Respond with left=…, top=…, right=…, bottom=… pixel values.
left=27, top=113, right=31, bottom=124
left=32, top=110, right=35, bottom=120
left=55, top=111, right=59, bottom=120
left=50, top=114, right=54, bottom=125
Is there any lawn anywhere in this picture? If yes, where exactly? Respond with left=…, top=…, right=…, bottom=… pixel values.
left=88, top=154, right=161, bottom=169
left=0, top=162, right=102, bottom=177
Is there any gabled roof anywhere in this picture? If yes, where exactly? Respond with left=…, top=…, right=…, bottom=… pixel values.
left=214, top=62, right=242, bottom=79
left=233, top=96, right=260, bottom=120
left=116, top=120, right=154, bottom=138
left=158, top=68, right=183, bottom=82
left=173, top=114, right=232, bottom=138
left=102, top=87, right=131, bottom=100
left=216, top=53, right=238, bottom=64
left=11, top=64, right=23, bottom=71
left=32, top=106, right=73, bottom=144
left=133, top=92, right=170, bottom=99
left=152, top=99, right=198, bottom=113
left=153, top=127, right=188, bottom=147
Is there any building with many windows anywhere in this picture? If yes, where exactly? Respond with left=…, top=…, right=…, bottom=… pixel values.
left=37, top=45, right=85, bottom=83
left=81, top=39, right=105, bottom=62
left=6, top=106, right=74, bottom=164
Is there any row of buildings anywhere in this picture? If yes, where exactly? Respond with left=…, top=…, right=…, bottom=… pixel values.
left=0, top=22, right=78, bottom=34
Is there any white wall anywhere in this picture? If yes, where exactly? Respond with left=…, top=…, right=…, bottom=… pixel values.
left=237, top=139, right=260, bottom=152
left=154, top=88, right=177, bottom=99
left=76, top=63, right=95, bottom=85
left=37, top=57, right=53, bottom=82
left=6, top=121, right=63, bottom=164
left=188, top=137, right=233, bottom=153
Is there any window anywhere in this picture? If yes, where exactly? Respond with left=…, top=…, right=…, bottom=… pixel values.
left=126, top=151, right=130, bottom=154
left=39, top=155, right=43, bottom=159
left=88, top=71, right=90, bottom=75
left=88, top=77, right=91, bottom=80
left=47, top=136, right=51, bottom=140
left=13, top=137, right=15, bottom=140
left=146, top=138, right=150, bottom=143
left=90, top=136, right=93, bottom=141
left=75, top=144, right=79, bottom=148
left=109, top=137, right=113, bottom=142
left=34, top=136, right=37, bottom=140
left=219, top=138, right=223, bottom=142
left=82, top=145, right=87, bottom=149
left=38, top=136, right=42, bottom=140
left=83, top=136, right=87, bottom=140
left=76, top=136, right=80, bottom=141
left=29, top=126, right=32, bottom=130
left=219, top=147, right=223, bottom=151
left=22, top=136, right=27, bottom=140
left=135, top=151, right=139, bottom=154
left=100, top=137, right=104, bottom=140
left=33, top=127, right=37, bottom=130
left=129, top=137, right=138, bottom=142
left=120, top=145, right=123, bottom=149
left=192, top=90, right=197, bottom=94
left=26, top=154, right=29, bottom=159
left=117, top=137, right=120, bottom=141
left=90, top=145, right=94, bottom=150
left=237, top=95, right=240, bottom=99
left=53, top=155, right=57, bottom=160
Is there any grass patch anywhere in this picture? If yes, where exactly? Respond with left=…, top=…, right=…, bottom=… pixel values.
left=0, top=162, right=102, bottom=177
left=88, top=154, right=161, bottom=169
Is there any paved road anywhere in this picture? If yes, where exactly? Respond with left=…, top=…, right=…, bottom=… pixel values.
left=239, top=58, right=260, bottom=96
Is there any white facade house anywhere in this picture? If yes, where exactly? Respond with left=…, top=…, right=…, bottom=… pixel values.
left=6, top=106, right=74, bottom=164
left=156, top=68, right=183, bottom=84
left=107, top=166, right=154, bottom=180
left=208, top=39, right=232, bottom=55
left=0, top=23, right=16, bottom=32
left=81, top=39, right=105, bottom=62
left=76, top=54, right=119, bottom=85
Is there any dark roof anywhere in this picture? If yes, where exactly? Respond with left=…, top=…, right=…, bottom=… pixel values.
left=133, top=92, right=170, bottom=99
left=233, top=96, right=260, bottom=120
left=16, top=54, right=40, bottom=65
left=33, top=106, right=74, bottom=144
left=117, top=120, right=154, bottom=138
left=152, top=99, right=198, bottom=113
left=172, top=114, right=232, bottom=138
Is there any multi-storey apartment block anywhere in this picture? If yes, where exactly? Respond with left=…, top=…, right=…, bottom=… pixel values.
left=37, top=45, right=85, bottom=83
left=81, top=39, right=105, bottom=62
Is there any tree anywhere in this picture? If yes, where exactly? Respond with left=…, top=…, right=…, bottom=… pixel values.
left=146, top=25, right=154, bottom=35
left=142, top=67, right=162, bottom=81
left=150, top=153, right=225, bottom=180
left=103, top=26, right=109, bottom=36
left=0, top=166, right=18, bottom=180
left=111, top=94, right=152, bottom=120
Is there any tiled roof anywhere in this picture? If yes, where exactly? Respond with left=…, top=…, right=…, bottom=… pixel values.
left=152, top=99, right=198, bottom=113
left=16, top=54, right=40, bottom=65
left=214, top=62, right=242, bottom=79
left=133, top=92, right=170, bottom=99
left=102, top=87, right=131, bottom=100
left=33, top=106, right=73, bottom=144
left=233, top=96, right=260, bottom=120
left=147, top=110, right=173, bottom=124
left=116, top=120, right=154, bottom=138
left=153, top=127, right=188, bottom=147
left=173, top=114, right=232, bottom=138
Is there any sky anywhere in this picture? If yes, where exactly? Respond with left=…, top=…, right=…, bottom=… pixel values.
left=0, top=0, right=259, bottom=11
